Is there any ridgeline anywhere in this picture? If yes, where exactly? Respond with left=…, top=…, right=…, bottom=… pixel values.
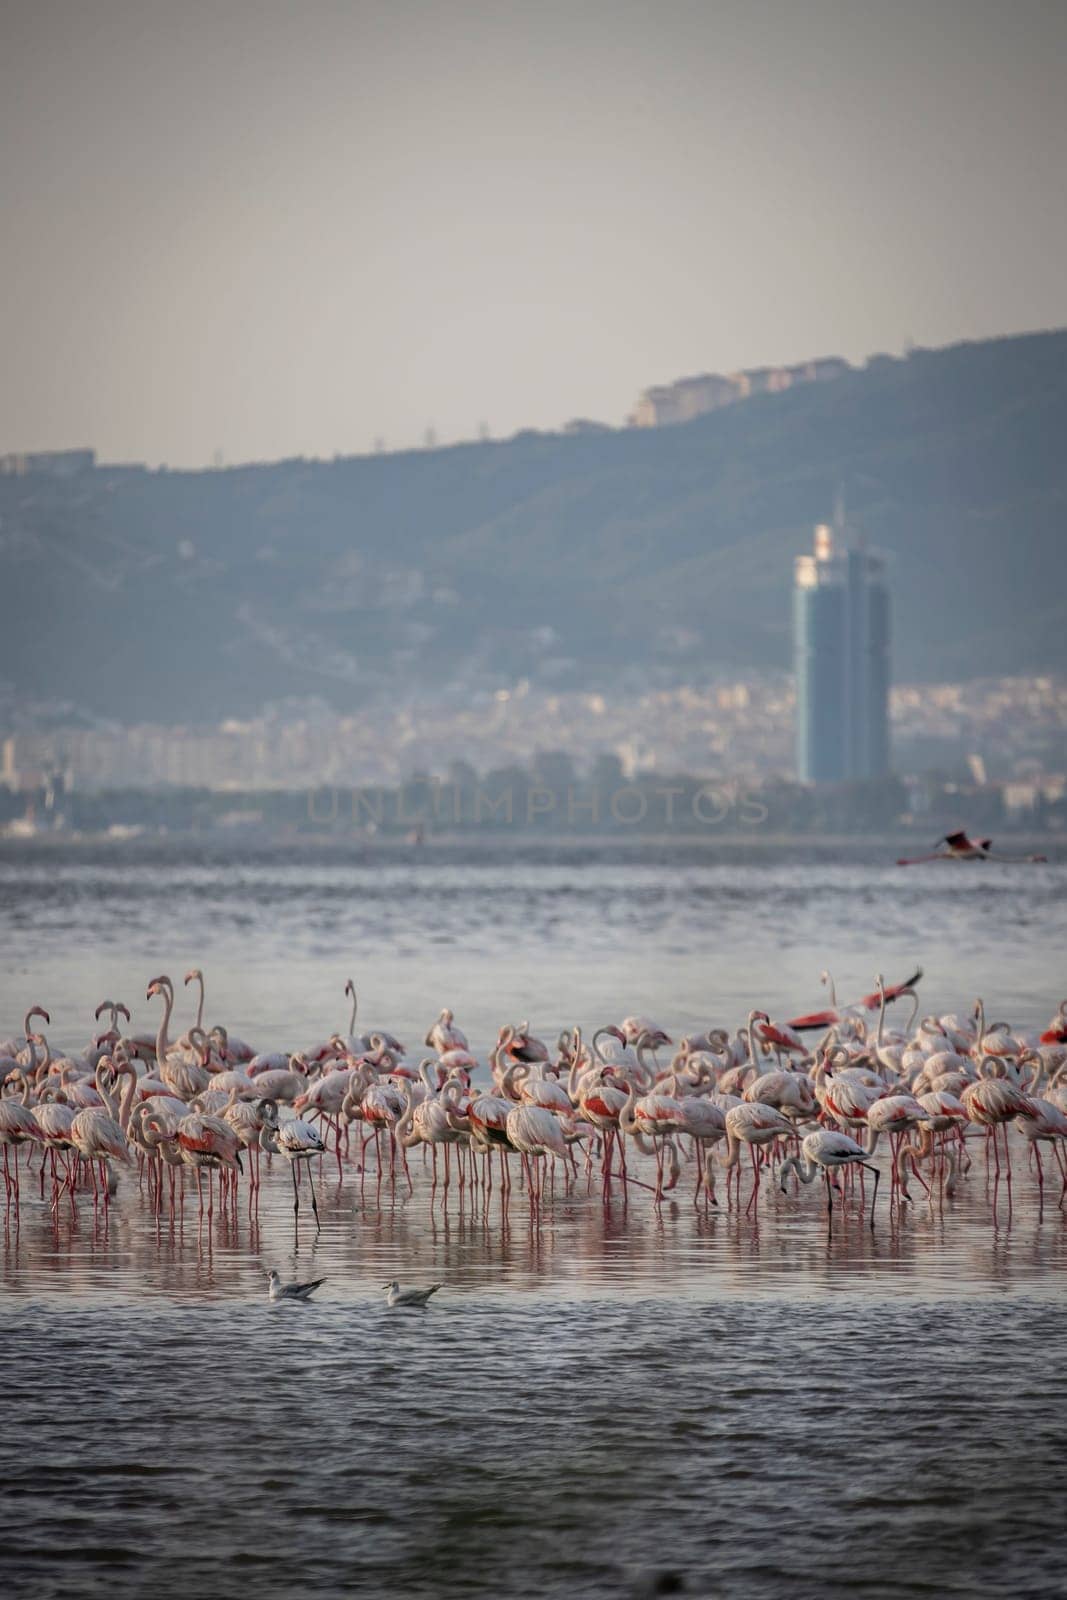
left=2, top=327, right=1064, bottom=723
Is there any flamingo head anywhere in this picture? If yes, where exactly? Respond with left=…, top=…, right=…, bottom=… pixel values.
left=184, top=968, right=203, bottom=986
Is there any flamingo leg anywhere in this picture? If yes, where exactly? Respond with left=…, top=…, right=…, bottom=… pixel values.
left=860, top=1161, right=880, bottom=1228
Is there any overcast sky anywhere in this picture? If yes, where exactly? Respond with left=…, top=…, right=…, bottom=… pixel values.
left=3, top=0, right=1065, bottom=466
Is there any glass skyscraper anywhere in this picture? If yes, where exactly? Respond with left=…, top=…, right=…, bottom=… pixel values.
left=794, top=521, right=890, bottom=783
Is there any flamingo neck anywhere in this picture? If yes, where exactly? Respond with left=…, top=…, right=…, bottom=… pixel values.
left=155, top=988, right=173, bottom=1069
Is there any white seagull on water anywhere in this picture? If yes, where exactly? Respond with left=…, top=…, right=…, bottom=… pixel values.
left=383, top=1279, right=442, bottom=1308
left=268, top=1269, right=327, bottom=1302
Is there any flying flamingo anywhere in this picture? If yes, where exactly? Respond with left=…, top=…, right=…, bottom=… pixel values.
left=788, top=968, right=922, bottom=1032
left=897, top=831, right=1046, bottom=866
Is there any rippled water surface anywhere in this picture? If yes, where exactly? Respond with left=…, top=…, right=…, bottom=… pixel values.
left=2, top=840, right=1066, bottom=1599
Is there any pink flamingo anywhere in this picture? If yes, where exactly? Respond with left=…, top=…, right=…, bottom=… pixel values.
left=0, top=1070, right=41, bottom=1209
left=176, top=1110, right=243, bottom=1217
left=718, top=1102, right=795, bottom=1211
left=962, top=1065, right=1035, bottom=1204
left=68, top=1059, right=134, bottom=1206
left=425, top=1008, right=469, bottom=1054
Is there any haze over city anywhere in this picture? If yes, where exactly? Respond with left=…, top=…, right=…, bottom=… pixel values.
left=4, top=0, right=1067, bottom=466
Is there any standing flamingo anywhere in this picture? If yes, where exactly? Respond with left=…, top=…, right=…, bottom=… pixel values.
left=779, top=1129, right=881, bottom=1226
left=68, top=1058, right=134, bottom=1205
left=0, top=1072, right=40, bottom=1209
left=176, top=1110, right=243, bottom=1217
left=257, top=1099, right=326, bottom=1225
left=962, top=1065, right=1035, bottom=1203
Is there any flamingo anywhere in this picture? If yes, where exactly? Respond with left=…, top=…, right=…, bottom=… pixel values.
left=665, top=1075, right=727, bottom=1203
left=507, top=1062, right=574, bottom=1117
left=397, top=1080, right=465, bottom=1192
left=779, top=1129, right=881, bottom=1226
left=257, top=1099, right=326, bottom=1225
left=67, top=1059, right=134, bottom=1204
left=175, top=1111, right=243, bottom=1216
left=788, top=968, right=923, bottom=1031
left=718, top=1102, right=795, bottom=1211
left=294, top=1063, right=358, bottom=1174
left=618, top=1014, right=671, bottom=1048
left=342, top=979, right=404, bottom=1056
left=173, top=967, right=206, bottom=1054
left=147, top=979, right=212, bottom=1100
left=962, top=1066, right=1036, bottom=1202
left=32, top=1094, right=79, bottom=1198
left=1038, top=1000, right=1067, bottom=1048
left=505, top=1103, right=571, bottom=1201
left=223, top=1095, right=271, bottom=1196
left=425, top=1008, right=468, bottom=1054
left=493, top=1023, right=551, bottom=1075
left=897, top=831, right=1045, bottom=865
left=617, top=1077, right=687, bottom=1199
left=0, top=1073, right=41, bottom=1207
left=1012, top=1097, right=1067, bottom=1203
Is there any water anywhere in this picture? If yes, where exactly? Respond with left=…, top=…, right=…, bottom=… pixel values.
left=2, top=839, right=1066, bottom=1599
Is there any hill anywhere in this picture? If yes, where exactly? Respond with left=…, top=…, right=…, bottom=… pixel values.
left=1, top=328, right=1065, bottom=724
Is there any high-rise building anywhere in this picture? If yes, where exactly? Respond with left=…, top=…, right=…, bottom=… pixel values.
left=793, top=515, right=890, bottom=783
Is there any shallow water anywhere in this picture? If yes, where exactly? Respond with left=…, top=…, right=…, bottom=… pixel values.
left=2, top=840, right=1066, bottom=1598
left=2, top=837, right=1065, bottom=1050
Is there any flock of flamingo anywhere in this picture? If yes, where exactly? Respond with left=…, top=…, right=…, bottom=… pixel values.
left=2, top=967, right=1067, bottom=1237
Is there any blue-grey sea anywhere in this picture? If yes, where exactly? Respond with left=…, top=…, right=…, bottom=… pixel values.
left=2, top=839, right=1065, bottom=1599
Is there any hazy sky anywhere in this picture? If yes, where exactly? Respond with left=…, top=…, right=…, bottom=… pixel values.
left=3, top=0, right=1065, bottom=466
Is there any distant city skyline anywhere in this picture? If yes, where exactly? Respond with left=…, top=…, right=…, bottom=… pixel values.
left=3, top=1, right=1066, bottom=467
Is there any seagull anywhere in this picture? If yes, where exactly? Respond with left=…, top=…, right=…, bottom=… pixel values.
left=267, top=1269, right=327, bottom=1302
left=383, top=1279, right=442, bottom=1308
